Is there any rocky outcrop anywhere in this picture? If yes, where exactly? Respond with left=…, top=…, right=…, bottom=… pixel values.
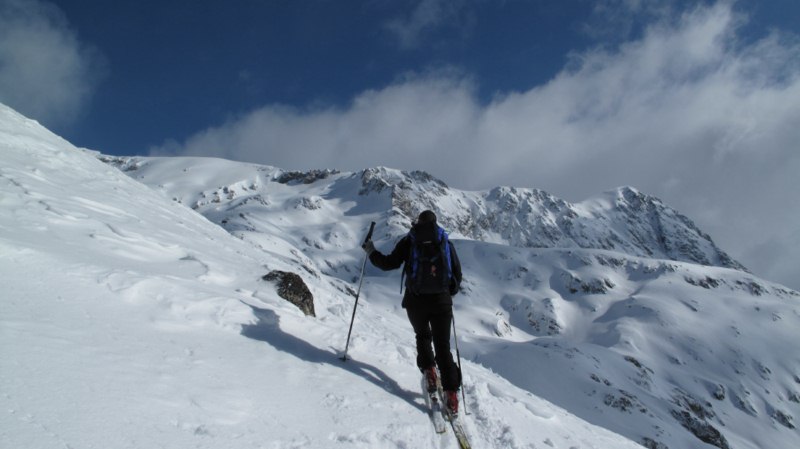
left=671, top=390, right=730, bottom=449
left=262, top=270, right=315, bottom=317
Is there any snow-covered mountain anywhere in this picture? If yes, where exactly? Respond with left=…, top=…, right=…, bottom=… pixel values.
left=3, top=101, right=799, bottom=449
left=101, top=156, right=744, bottom=273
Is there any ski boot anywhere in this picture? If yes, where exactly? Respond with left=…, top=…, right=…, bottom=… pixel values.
left=445, top=390, right=459, bottom=417
left=424, top=366, right=438, bottom=393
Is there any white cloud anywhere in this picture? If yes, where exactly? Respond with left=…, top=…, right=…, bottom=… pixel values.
left=0, top=0, right=104, bottom=128
left=152, top=74, right=481, bottom=173
left=154, top=2, right=800, bottom=290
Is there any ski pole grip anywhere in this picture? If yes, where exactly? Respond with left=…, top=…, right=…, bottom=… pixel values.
left=363, top=221, right=376, bottom=245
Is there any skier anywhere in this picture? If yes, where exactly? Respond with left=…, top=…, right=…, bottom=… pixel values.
left=362, top=210, right=463, bottom=415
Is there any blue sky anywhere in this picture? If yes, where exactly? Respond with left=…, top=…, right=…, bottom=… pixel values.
left=34, top=0, right=602, bottom=153
left=1, top=0, right=799, bottom=290
left=10, top=0, right=793, bottom=154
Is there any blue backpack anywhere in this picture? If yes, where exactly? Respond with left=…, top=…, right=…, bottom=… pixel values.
left=405, top=224, right=453, bottom=295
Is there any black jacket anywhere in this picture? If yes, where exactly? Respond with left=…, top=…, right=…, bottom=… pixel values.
left=369, top=228, right=463, bottom=309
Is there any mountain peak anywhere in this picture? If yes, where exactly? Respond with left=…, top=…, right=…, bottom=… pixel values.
left=590, top=186, right=746, bottom=271
left=360, top=167, right=448, bottom=191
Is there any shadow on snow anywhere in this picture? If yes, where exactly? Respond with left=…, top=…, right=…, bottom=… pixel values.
left=240, top=303, right=426, bottom=413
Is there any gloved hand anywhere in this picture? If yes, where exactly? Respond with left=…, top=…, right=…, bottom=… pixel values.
left=449, top=278, right=461, bottom=296
left=362, top=239, right=376, bottom=255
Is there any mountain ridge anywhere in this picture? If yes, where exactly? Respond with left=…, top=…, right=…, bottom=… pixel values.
left=100, top=156, right=745, bottom=273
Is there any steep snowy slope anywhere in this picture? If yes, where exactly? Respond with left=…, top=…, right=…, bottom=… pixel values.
left=99, top=154, right=800, bottom=449
left=1, top=104, right=650, bottom=448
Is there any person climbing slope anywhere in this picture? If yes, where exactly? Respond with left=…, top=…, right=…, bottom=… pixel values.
left=362, top=210, right=463, bottom=414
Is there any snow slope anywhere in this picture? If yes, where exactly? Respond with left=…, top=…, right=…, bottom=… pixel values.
left=3, top=101, right=799, bottom=449
left=99, top=149, right=800, bottom=448
left=0, top=105, right=649, bottom=448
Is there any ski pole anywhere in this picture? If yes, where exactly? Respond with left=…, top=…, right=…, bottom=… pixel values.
left=340, top=221, right=376, bottom=361
left=451, top=311, right=469, bottom=415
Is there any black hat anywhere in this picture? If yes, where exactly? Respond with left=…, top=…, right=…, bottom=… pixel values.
left=417, top=210, right=437, bottom=224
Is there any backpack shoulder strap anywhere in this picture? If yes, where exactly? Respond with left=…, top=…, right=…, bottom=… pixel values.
left=436, top=226, right=453, bottom=279
left=401, top=232, right=415, bottom=293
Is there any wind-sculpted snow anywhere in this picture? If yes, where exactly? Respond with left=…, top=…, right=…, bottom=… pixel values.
left=4, top=102, right=799, bottom=449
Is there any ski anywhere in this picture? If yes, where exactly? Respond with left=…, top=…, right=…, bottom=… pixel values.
left=423, top=368, right=472, bottom=448
left=421, top=375, right=447, bottom=433
left=437, top=388, right=472, bottom=449
left=446, top=414, right=472, bottom=449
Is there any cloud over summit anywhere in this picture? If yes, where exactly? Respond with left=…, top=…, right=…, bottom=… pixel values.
left=0, top=0, right=104, bottom=128
left=153, top=3, right=800, bottom=290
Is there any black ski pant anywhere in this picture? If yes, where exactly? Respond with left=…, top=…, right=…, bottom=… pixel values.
left=406, top=305, right=461, bottom=391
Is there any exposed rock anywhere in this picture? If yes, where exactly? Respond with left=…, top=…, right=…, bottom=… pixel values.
left=359, top=167, right=396, bottom=195
left=671, top=410, right=729, bottom=449
left=671, top=389, right=729, bottom=449
left=641, top=437, right=669, bottom=449
left=732, top=390, right=758, bottom=416
left=564, top=272, right=615, bottom=294
left=276, top=169, right=339, bottom=184
left=97, top=154, right=144, bottom=172
left=604, top=389, right=647, bottom=413
left=772, top=409, right=795, bottom=429
left=734, top=280, right=767, bottom=296
left=262, top=270, right=315, bottom=317
left=685, top=276, right=721, bottom=289
left=625, top=356, right=654, bottom=388
left=295, top=196, right=323, bottom=210
left=673, top=390, right=716, bottom=421
left=595, top=254, right=627, bottom=268
left=529, top=311, right=562, bottom=336
left=590, top=373, right=612, bottom=386
left=712, top=384, right=726, bottom=401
